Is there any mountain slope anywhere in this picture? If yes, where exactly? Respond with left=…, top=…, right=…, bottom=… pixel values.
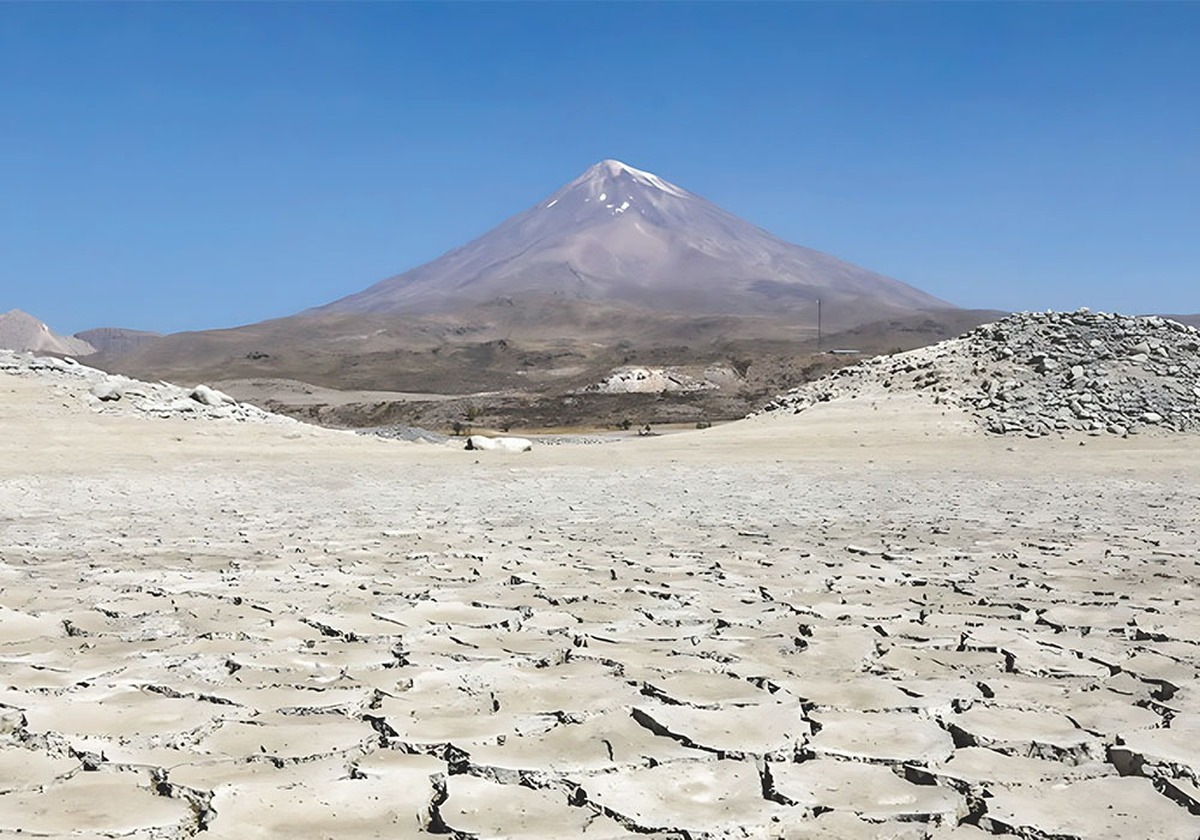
left=0, top=310, right=95, bottom=356
left=316, top=159, right=951, bottom=323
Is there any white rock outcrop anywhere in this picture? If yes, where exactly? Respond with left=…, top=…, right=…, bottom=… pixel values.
left=464, top=435, right=533, bottom=452
left=580, top=366, right=722, bottom=395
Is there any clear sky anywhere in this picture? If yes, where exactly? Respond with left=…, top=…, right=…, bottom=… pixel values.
left=2, top=2, right=1197, bottom=335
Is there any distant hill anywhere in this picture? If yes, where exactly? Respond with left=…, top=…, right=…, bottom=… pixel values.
left=76, top=327, right=163, bottom=355
left=1167, top=314, right=1200, bottom=329
left=0, top=310, right=95, bottom=356
left=818, top=309, right=1009, bottom=354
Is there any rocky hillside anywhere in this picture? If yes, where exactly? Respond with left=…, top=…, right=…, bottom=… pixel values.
left=757, top=310, right=1200, bottom=437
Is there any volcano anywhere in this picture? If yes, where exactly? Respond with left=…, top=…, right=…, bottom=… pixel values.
left=317, top=159, right=950, bottom=321
left=90, top=159, right=982, bottom=428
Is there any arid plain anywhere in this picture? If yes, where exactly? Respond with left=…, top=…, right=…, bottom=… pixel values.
left=3, top=361, right=1200, bottom=839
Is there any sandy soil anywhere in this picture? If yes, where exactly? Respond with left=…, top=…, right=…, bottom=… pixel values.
left=2, top=374, right=1200, bottom=838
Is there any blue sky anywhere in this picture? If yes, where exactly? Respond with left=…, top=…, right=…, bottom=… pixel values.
left=2, top=2, right=1197, bottom=334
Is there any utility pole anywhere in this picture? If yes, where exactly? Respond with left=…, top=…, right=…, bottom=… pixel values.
left=816, top=298, right=822, bottom=353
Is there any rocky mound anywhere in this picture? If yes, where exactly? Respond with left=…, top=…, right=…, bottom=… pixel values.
left=756, top=310, right=1200, bottom=437
left=0, top=349, right=296, bottom=426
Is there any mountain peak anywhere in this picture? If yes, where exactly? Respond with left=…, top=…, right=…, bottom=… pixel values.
left=577, top=159, right=689, bottom=199
left=315, top=158, right=952, bottom=321
left=595, top=159, right=630, bottom=175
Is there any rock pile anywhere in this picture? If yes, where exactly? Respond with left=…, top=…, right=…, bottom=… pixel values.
left=757, top=310, right=1200, bottom=436
left=0, top=349, right=295, bottom=426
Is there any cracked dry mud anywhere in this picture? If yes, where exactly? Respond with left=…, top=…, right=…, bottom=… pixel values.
left=3, top=372, right=1200, bottom=838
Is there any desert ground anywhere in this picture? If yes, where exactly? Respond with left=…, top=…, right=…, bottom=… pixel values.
left=2, top=367, right=1200, bottom=838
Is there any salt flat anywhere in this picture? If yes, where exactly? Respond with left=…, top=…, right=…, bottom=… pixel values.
left=2, top=368, right=1200, bottom=839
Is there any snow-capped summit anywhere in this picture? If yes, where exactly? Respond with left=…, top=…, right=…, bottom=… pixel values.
left=315, top=159, right=952, bottom=323
left=576, top=159, right=690, bottom=199
left=535, top=159, right=697, bottom=224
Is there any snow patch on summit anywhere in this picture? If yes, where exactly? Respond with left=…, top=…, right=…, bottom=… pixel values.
left=598, top=159, right=689, bottom=198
